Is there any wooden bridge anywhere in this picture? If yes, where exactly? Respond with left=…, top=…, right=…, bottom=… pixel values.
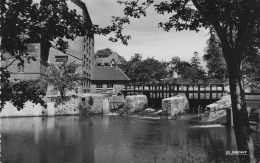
left=122, top=83, right=225, bottom=109
left=122, top=83, right=225, bottom=99
left=122, top=83, right=260, bottom=110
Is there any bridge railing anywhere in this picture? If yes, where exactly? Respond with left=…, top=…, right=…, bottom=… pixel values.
left=122, top=83, right=225, bottom=100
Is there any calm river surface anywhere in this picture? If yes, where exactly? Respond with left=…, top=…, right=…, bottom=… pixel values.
left=0, top=115, right=259, bottom=163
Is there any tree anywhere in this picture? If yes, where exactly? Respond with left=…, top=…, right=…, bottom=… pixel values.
left=103, top=0, right=260, bottom=161
left=189, top=66, right=206, bottom=83
left=121, top=53, right=143, bottom=82
left=121, top=54, right=168, bottom=83
left=141, top=58, right=168, bottom=81
left=243, top=49, right=260, bottom=78
left=0, top=0, right=88, bottom=82
left=168, top=55, right=206, bottom=83
left=190, top=52, right=201, bottom=68
left=46, top=62, right=83, bottom=101
left=0, top=79, right=46, bottom=110
left=190, top=52, right=206, bottom=83
left=204, top=33, right=227, bottom=80
left=167, top=56, right=180, bottom=78
left=95, top=48, right=113, bottom=59
left=175, top=60, right=192, bottom=79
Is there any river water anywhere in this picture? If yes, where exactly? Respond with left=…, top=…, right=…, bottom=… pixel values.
left=0, top=115, right=259, bottom=163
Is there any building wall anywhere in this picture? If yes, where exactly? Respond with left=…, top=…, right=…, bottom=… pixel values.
left=91, top=82, right=125, bottom=93
left=47, top=0, right=94, bottom=93
left=1, top=0, right=94, bottom=91
left=1, top=43, right=48, bottom=81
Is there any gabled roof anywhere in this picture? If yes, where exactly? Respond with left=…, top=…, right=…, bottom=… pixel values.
left=95, top=52, right=122, bottom=65
left=107, top=52, right=122, bottom=64
left=92, top=66, right=130, bottom=81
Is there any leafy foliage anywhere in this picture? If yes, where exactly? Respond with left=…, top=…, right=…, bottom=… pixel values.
left=203, top=33, right=227, bottom=80
left=167, top=56, right=180, bottom=78
left=190, top=52, right=206, bottom=82
left=190, top=52, right=201, bottom=68
left=0, top=0, right=88, bottom=81
left=95, top=48, right=113, bottom=58
left=121, top=54, right=168, bottom=82
left=46, top=62, right=83, bottom=101
left=242, top=49, right=260, bottom=78
left=0, top=79, right=46, bottom=110
left=168, top=53, right=206, bottom=83
left=174, top=60, right=191, bottom=79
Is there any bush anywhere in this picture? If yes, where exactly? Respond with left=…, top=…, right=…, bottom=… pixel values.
left=0, top=79, right=46, bottom=110
left=78, top=102, right=91, bottom=114
left=88, top=96, right=94, bottom=105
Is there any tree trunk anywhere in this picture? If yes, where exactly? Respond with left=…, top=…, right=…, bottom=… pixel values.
left=227, top=62, right=255, bottom=163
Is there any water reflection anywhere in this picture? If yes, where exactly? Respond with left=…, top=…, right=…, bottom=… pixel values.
left=0, top=116, right=259, bottom=163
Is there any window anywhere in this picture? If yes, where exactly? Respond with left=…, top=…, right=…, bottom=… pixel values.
left=55, top=56, right=68, bottom=62
left=107, top=84, right=113, bottom=89
left=17, top=65, right=24, bottom=73
left=96, top=84, right=103, bottom=89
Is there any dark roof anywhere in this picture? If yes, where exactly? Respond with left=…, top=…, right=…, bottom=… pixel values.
left=92, top=66, right=130, bottom=81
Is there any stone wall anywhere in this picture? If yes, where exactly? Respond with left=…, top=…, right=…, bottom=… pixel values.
left=162, top=94, right=189, bottom=117
left=125, top=95, right=148, bottom=113
left=109, top=95, right=125, bottom=110
left=47, top=96, right=81, bottom=115
left=46, top=93, right=110, bottom=115
left=0, top=93, right=117, bottom=117
left=0, top=101, right=45, bottom=117
left=201, top=95, right=231, bottom=123
left=46, top=94, right=121, bottom=115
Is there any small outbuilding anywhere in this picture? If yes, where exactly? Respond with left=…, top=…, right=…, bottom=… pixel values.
left=91, top=66, right=130, bottom=93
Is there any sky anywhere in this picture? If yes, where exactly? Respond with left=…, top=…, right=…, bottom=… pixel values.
left=83, top=0, right=210, bottom=63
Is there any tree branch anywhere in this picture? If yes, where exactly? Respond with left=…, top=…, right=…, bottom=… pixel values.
left=3, top=58, right=18, bottom=70
left=191, top=0, right=229, bottom=48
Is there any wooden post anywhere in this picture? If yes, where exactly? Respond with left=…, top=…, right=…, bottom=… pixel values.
left=125, top=85, right=128, bottom=96
left=193, top=84, right=195, bottom=99
left=198, top=85, right=200, bottom=100
left=186, top=85, right=189, bottom=99
left=155, top=85, right=157, bottom=98
left=169, top=84, right=172, bottom=97
left=210, top=84, right=212, bottom=100
left=204, top=85, right=206, bottom=99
